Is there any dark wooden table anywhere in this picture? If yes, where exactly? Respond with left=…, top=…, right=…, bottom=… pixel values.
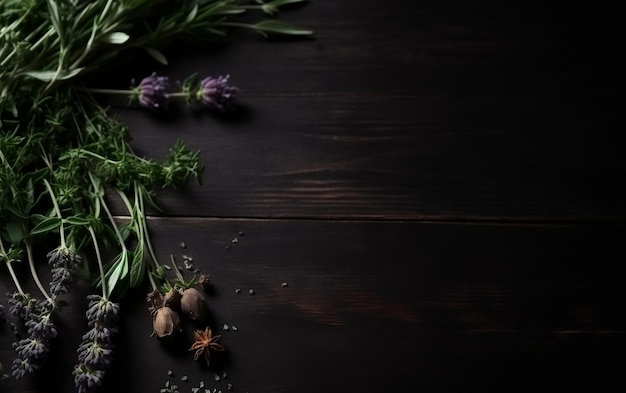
left=1, top=1, right=624, bottom=392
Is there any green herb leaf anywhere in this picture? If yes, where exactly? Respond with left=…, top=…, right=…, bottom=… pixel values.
left=185, top=4, right=199, bottom=23
left=129, top=247, right=146, bottom=288
left=252, top=20, right=313, bottom=37
left=64, top=216, right=91, bottom=226
left=23, top=68, right=85, bottom=82
left=106, top=254, right=129, bottom=298
left=30, top=217, right=62, bottom=235
left=5, top=221, right=25, bottom=245
left=144, top=47, right=169, bottom=65
left=103, top=32, right=130, bottom=44
left=261, top=0, right=308, bottom=16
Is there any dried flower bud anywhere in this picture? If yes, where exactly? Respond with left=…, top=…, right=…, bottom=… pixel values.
left=146, top=290, right=164, bottom=314
left=198, top=274, right=211, bottom=291
left=180, top=288, right=208, bottom=322
left=152, top=306, right=182, bottom=339
left=163, top=288, right=182, bottom=310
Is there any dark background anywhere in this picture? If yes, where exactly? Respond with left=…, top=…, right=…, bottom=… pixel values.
left=1, top=1, right=624, bottom=392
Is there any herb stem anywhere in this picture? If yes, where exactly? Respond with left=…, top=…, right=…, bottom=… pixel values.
left=43, top=178, right=66, bottom=248
left=87, top=225, right=107, bottom=298
left=83, top=88, right=134, bottom=95
left=147, top=268, right=158, bottom=291
left=88, top=173, right=129, bottom=256
left=135, top=183, right=161, bottom=268
left=169, top=254, right=185, bottom=283
left=0, top=239, right=25, bottom=295
left=25, top=240, right=53, bottom=302
left=4, top=262, right=25, bottom=295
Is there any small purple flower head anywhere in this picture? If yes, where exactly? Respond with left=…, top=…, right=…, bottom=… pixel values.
left=86, top=295, right=120, bottom=325
left=198, top=74, right=238, bottom=111
left=7, top=292, right=37, bottom=319
left=74, top=295, right=120, bottom=392
left=11, top=357, right=39, bottom=379
left=73, top=364, right=105, bottom=393
left=132, top=72, right=170, bottom=110
left=10, top=304, right=59, bottom=379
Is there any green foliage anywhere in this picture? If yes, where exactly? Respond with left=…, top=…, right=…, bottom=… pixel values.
left=0, top=1, right=311, bottom=384
left=1, top=0, right=312, bottom=300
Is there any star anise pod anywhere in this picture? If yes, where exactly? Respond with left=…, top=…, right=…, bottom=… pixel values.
left=189, top=327, right=225, bottom=366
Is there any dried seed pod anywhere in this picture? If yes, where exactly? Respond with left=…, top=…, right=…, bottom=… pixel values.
left=152, top=306, right=182, bottom=339
left=146, top=289, right=164, bottom=314
left=180, top=288, right=208, bottom=322
left=198, top=274, right=211, bottom=291
left=163, top=287, right=182, bottom=310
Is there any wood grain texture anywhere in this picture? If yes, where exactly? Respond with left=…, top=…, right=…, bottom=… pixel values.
left=1, top=1, right=623, bottom=392
left=2, top=219, right=624, bottom=392
left=95, top=0, right=624, bottom=221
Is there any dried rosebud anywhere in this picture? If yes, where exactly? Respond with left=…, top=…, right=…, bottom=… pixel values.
left=163, top=288, right=182, bottom=310
left=180, top=288, right=208, bottom=322
left=152, top=306, right=182, bottom=339
left=198, top=274, right=211, bottom=291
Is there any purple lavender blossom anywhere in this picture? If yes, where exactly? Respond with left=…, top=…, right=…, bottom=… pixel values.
left=7, top=292, right=37, bottom=319
left=74, top=295, right=120, bottom=393
left=85, top=294, right=120, bottom=324
left=47, top=247, right=82, bottom=297
left=10, top=299, right=59, bottom=379
left=81, top=324, right=118, bottom=344
left=73, top=365, right=105, bottom=393
left=198, top=74, right=238, bottom=111
left=11, top=357, right=39, bottom=379
left=132, top=72, right=170, bottom=110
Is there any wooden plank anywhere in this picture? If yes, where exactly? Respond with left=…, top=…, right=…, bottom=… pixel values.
left=89, top=0, right=623, bottom=220
left=108, top=93, right=626, bottom=220
left=2, top=219, right=623, bottom=391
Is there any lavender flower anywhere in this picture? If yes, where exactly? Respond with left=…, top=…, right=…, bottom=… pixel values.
left=47, top=247, right=82, bottom=297
left=10, top=299, right=59, bottom=379
left=73, top=365, right=105, bottom=393
left=7, top=292, right=37, bottom=319
left=85, top=294, right=120, bottom=324
left=198, top=74, right=238, bottom=111
left=10, top=357, right=38, bottom=379
left=74, top=295, right=120, bottom=393
left=131, top=72, right=170, bottom=110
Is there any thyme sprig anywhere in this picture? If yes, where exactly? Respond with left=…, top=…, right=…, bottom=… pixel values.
left=1, top=0, right=312, bottom=388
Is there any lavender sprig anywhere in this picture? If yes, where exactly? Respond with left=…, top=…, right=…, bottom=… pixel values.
left=73, top=295, right=120, bottom=393
left=86, top=72, right=239, bottom=112
left=10, top=298, right=60, bottom=379
left=47, top=247, right=82, bottom=297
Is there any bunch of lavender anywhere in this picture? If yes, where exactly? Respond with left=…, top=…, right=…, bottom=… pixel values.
left=4, top=244, right=82, bottom=378
left=9, top=296, right=59, bottom=378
